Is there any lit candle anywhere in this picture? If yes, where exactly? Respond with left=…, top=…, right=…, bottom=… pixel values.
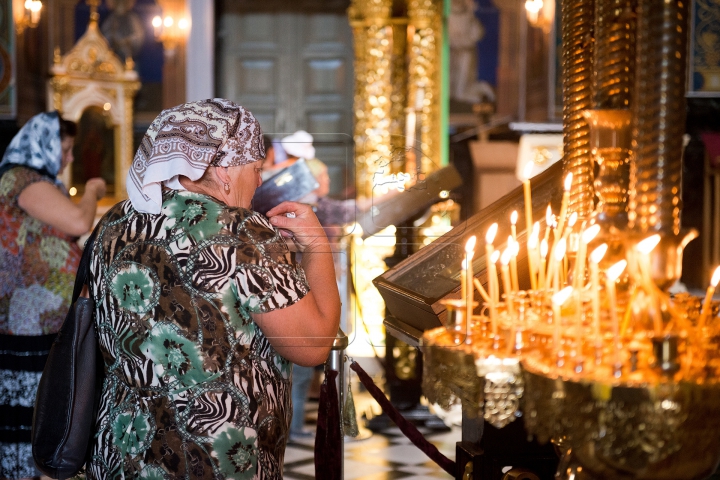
left=501, top=248, right=515, bottom=318
left=575, top=224, right=601, bottom=291
left=700, top=266, right=720, bottom=328
left=589, top=243, right=608, bottom=351
left=556, top=172, right=573, bottom=238
left=510, top=211, right=519, bottom=291
left=636, top=234, right=662, bottom=335
left=606, top=260, right=627, bottom=377
left=552, top=286, right=574, bottom=363
left=527, top=222, right=540, bottom=290
left=486, top=223, right=499, bottom=303
left=552, top=237, right=567, bottom=292
left=562, top=213, right=578, bottom=284
left=465, top=236, right=477, bottom=342
left=508, top=236, right=519, bottom=293
left=460, top=259, right=467, bottom=300
left=489, top=250, right=501, bottom=336
left=539, top=238, right=548, bottom=290
left=522, top=162, right=534, bottom=243
left=544, top=205, right=553, bottom=247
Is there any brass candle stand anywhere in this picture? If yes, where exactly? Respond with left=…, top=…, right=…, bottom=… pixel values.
left=418, top=0, right=720, bottom=477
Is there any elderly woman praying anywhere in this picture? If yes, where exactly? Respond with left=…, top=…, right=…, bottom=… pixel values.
left=84, top=99, right=340, bottom=479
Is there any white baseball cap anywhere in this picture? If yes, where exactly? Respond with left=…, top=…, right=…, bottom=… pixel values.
left=281, top=130, right=315, bottom=159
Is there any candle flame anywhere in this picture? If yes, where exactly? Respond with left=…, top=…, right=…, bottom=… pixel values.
left=491, top=250, right=501, bottom=264
left=552, top=286, right=574, bottom=306
left=606, top=260, right=627, bottom=281
left=546, top=205, right=553, bottom=224
left=582, top=224, right=601, bottom=244
left=465, top=235, right=477, bottom=254
left=523, top=161, right=534, bottom=180
left=590, top=243, right=608, bottom=264
left=501, top=248, right=512, bottom=266
left=462, top=259, right=467, bottom=270
left=712, top=266, right=720, bottom=287
left=554, top=237, right=567, bottom=261
left=636, top=234, right=661, bottom=254
left=568, top=212, right=578, bottom=228
left=528, top=225, right=539, bottom=248
left=540, top=239, right=549, bottom=258
left=486, top=223, right=498, bottom=244
left=510, top=210, right=518, bottom=225
left=564, top=172, right=573, bottom=192
left=550, top=215, right=557, bottom=229
left=511, top=238, right=520, bottom=255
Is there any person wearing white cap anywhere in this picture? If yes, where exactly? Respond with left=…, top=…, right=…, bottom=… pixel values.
left=281, top=130, right=315, bottom=161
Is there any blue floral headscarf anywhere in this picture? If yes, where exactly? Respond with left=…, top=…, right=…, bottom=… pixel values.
left=0, top=111, right=62, bottom=181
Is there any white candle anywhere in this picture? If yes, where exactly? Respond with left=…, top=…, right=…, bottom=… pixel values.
left=552, top=237, right=567, bottom=292
left=501, top=248, right=515, bottom=318
left=700, top=266, right=720, bottom=328
left=556, top=172, right=573, bottom=238
left=552, top=286, right=574, bottom=362
left=539, top=238, right=548, bottom=290
left=465, top=236, right=477, bottom=342
left=636, top=234, right=662, bottom=335
left=606, top=259, right=627, bottom=377
left=486, top=223, right=499, bottom=303
left=510, top=212, right=519, bottom=291
left=460, top=259, right=467, bottom=300
left=527, top=222, right=540, bottom=290
left=575, top=224, right=600, bottom=291
left=489, top=250, right=501, bottom=335
left=589, top=244, right=608, bottom=350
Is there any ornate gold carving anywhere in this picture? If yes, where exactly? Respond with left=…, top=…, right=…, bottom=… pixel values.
left=407, top=0, right=438, bottom=29
left=49, top=15, right=139, bottom=201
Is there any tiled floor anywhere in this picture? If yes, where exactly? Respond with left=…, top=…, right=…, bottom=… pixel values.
left=284, top=424, right=459, bottom=479
left=283, top=387, right=460, bottom=480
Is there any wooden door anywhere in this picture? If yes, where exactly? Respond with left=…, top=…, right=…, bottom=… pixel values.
left=216, top=6, right=354, bottom=195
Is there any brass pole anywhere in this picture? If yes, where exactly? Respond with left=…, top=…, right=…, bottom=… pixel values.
left=561, top=0, right=595, bottom=223
left=629, top=0, right=690, bottom=235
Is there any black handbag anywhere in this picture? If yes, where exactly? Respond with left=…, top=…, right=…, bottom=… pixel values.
left=32, top=227, right=103, bottom=479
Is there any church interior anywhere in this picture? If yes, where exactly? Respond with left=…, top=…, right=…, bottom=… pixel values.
left=4, top=0, right=720, bottom=478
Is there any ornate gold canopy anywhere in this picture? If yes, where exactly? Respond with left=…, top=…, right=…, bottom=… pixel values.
left=47, top=8, right=140, bottom=200
left=349, top=0, right=444, bottom=200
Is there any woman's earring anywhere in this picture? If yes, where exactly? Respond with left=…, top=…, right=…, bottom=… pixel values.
left=224, top=183, right=230, bottom=193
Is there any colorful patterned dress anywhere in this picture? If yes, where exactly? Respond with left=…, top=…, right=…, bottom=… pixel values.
left=0, top=166, right=82, bottom=478
left=86, top=190, right=310, bottom=480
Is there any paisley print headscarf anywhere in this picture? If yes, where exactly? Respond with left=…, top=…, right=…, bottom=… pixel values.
left=127, top=98, right=266, bottom=214
left=0, top=111, right=62, bottom=182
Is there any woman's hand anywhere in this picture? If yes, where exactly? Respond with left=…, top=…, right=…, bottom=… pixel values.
left=266, top=201, right=328, bottom=252
left=85, top=178, right=107, bottom=200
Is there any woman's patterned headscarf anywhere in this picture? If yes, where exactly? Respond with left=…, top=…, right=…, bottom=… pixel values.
left=127, top=98, right=266, bottom=214
left=0, top=111, right=62, bottom=182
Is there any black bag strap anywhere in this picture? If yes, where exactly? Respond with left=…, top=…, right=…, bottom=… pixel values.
left=70, top=224, right=101, bottom=304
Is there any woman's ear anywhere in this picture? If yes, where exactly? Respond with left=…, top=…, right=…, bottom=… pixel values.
left=214, top=166, right=231, bottom=186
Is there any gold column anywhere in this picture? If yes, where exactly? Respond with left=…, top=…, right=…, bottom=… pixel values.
left=350, top=0, right=394, bottom=200
left=561, top=0, right=594, bottom=223
left=389, top=20, right=409, bottom=174
left=629, top=0, right=689, bottom=235
left=407, top=0, right=442, bottom=175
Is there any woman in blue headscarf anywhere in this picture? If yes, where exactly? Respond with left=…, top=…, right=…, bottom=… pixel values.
left=0, top=111, right=106, bottom=479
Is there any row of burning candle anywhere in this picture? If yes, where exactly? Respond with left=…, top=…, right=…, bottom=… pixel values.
left=458, top=167, right=720, bottom=366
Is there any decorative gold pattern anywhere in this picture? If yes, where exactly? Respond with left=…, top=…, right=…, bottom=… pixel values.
left=49, top=15, right=140, bottom=200
left=561, top=0, right=595, bottom=223
left=350, top=0, right=443, bottom=200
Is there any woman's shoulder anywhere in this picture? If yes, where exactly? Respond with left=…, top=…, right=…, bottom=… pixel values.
left=0, top=166, right=54, bottom=199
